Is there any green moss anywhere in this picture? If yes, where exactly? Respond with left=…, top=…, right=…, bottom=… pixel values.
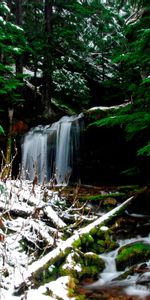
left=33, top=248, right=72, bottom=287
left=90, top=227, right=105, bottom=239
left=114, top=266, right=135, bottom=281
left=68, top=287, right=75, bottom=297
left=72, top=233, right=94, bottom=252
left=72, top=229, right=118, bottom=254
left=67, top=276, right=79, bottom=296
left=81, top=233, right=94, bottom=245
left=80, top=252, right=105, bottom=280
left=0, top=183, right=5, bottom=193
left=44, top=288, right=53, bottom=297
left=97, top=240, right=105, bottom=246
left=60, top=250, right=105, bottom=281
left=79, top=192, right=125, bottom=203
left=107, top=240, right=119, bottom=252
left=116, top=242, right=150, bottom=271
left=75, top=295, right=86, bottom=300
left=72, top=237, right=82, bottom=248
left=89, top=227, right=97, bottom=235
left=35, top=264, right=59, bottom=286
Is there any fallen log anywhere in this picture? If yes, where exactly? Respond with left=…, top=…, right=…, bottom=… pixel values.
left=14, top=196, right=133, bottom=294
left=43, top=206, right=66, bottom=228
left=0, top=202, right=32, bottom=218
left=0, top=200, right=66, bottom=229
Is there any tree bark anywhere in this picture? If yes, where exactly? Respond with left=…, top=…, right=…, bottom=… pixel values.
left=42, top=0, right=54, bottom=117
left=15, top=0, right=23, bottom=74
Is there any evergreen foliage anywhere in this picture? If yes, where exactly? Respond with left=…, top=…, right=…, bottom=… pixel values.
left=0, top=125, right=5, bottom=135
left=91, top=0, right=150, bottom=156
left=19, top=0, right=125, bottom=111
left=0, top=0, right=149, bottom=172
left=0, top=1, right=26, bottom=106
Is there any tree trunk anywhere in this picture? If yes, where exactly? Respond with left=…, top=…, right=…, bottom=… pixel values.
left=15, top=0, right=23, bottom=75
left=42, top=0, right=54, bottom=117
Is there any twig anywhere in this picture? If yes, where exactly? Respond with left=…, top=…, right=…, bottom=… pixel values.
left=0, top=141, right=18, bottom=181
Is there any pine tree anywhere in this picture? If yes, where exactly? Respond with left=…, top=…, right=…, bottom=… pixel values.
left=92, top=0, right=150, bottom=156
left=0, top=1, right=26, bottom=107
left=15, top=0, right=23, bottom=75
left=0, top=0, right=27, bottom=163
left=21, top=0, right=125, bottom=112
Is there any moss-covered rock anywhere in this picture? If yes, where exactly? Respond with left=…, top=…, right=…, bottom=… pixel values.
left=113, top=266, right=135, bottom=281
left=60, top=250, right=82, bottom=279
left=116, top=242, right=150, bottom=271
left=60, top=250, right=105, bottom=281
left=73, top=228, right=118, bottom=254
left=81, top=252, right=105, bottom=279
left=102, top=197, right=117, bottom=209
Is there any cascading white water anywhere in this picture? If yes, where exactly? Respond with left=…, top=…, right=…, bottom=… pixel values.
left=86, top=235, right=150, bottom=298
left=21, top=126, right=48, bottom=182
left=21, top=114, right=83, bottom=185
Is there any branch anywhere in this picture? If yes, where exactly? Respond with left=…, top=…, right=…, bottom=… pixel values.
left=0, top=142, right=18, bottom=180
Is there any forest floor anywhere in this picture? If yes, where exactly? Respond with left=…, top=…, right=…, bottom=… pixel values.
left=0, top=179, right=150, bottom=300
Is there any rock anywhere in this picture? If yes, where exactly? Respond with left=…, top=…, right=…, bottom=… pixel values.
left=127, top=187, right=150, bottom=215
left=137, top=272, right=150, bottom=288
left=115, top=241, right=150, bottom=271
left=60, top=250, right=105, bottom=280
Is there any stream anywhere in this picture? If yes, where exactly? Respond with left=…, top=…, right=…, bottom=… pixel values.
left=59, top=184, right=150, bottom=299
left=87, top=239, right=150, bottom=296
left=79, top=227, right=150, bottom=299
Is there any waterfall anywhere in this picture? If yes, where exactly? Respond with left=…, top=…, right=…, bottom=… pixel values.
left=21, top=114, right=83, bottom=185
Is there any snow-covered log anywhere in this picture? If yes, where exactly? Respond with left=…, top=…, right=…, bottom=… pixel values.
left=43, top=206, right=66, bottom=229
left=0, top=202, right=67, bottom=229
left=0, top=201, right=32, bottom=217
left=15, top=196, right=133, bottom=294
left=0, top=182, right=66, bottom=229
left=87, top=102, right=131, bottom=113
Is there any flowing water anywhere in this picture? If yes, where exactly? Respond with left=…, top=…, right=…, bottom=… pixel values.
left=84, top=235, right=150, bottom=299
left=21, top=114, right=83, bottom=185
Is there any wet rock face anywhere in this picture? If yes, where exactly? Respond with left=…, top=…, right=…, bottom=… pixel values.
left=110, top=213, right=150, bottom=240
left=79, top=124, right=137, bottom=186
left=127, top=187, right=150, bottom=215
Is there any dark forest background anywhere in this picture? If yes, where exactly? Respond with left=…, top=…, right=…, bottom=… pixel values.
left=0, top=0, right=150, bottom=185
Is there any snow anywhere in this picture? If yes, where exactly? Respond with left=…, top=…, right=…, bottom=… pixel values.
left=62, top=251, right=82, bottom=273
left=44, top=206, right=66, bottom=228
left=1, top=276, right=73, bottom=300
left=1, top=2, right=10, bottom=14
left=25, top=276, right=75, bottom=300
left=0, top=179, right=150, bottom=300
left=0, top=180, right=70, bottom=300
left=88, top=102, right=131, bottom=112
left=23, top=67, right=42, bottom=78
left=9, top=23, right=24, bottom=32
left=12, top=195, right=133, bottom=294
left=0, top=16, right=4, bottom=22
left=100, top=226, right=109, bottom=231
